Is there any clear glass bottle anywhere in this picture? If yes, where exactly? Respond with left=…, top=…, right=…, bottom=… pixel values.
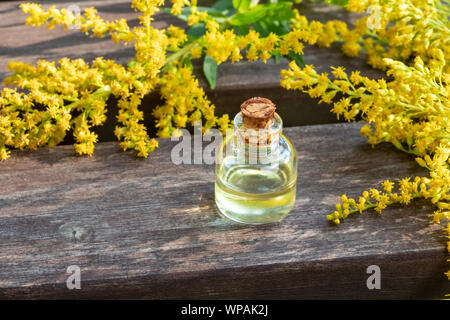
left=215, top=98, right=297, bottom=224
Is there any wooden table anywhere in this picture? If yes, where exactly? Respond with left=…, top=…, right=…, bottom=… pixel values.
left=0, top=0, right=448, bottom=299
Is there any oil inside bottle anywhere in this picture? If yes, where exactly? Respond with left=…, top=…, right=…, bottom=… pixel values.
left=215, top=161, right=296, bottom=224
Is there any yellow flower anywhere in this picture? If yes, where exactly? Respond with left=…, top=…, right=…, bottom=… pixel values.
left=0, top=147, right=11, bottom=160
left=382, top=180, right=394, bottom=193
left=331, top=66, right=347, bottom=79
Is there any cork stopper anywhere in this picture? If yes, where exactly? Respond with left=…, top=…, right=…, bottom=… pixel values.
left=237, top=97, right=279, bottom=147
left=240, top=97, right=276, bottom=129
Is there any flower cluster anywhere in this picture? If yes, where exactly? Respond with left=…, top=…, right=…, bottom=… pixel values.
left=327, top=177, right=422, bottom=224
left=184, top=6, right=340, bottom=66
left=1, top=58, right=110, bottom=158
left=2, top=0, right=351, bottom=160
left=288, top=9, right=349, bottom=48
left=153, top=64, right=227, bottom=138
left=314, top=0, right=450, bottom=72
left=281, top=0, right=449, bottom=282
left=281, top=56, right=449, bottom=222
left=1, top=0, right=215, bottom=159
left=3, top=0, right=343, bottom=160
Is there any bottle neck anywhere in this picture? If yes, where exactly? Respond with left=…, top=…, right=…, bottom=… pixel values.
left=233, top=112, right=282, bottom=163
left=234, top=112, right=282, bottom=148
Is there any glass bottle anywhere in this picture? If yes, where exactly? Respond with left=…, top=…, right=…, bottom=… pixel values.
left=215, top=97, right=298, bottom=224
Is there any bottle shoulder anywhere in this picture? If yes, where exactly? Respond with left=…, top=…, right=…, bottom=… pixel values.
left=217, top=133, right=297, bottom=168
left=280, top=134, right=296, bottom=153
left=219, top=134, right=295, bottom=151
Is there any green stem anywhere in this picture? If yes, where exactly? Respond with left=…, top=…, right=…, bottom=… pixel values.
left=65, top=85, right=111, bottom=110
left=165, top=40, right=200, bottom=66
left=164, top=16, right=231, bottom=67
left=392, top=142, right=421, bottom=156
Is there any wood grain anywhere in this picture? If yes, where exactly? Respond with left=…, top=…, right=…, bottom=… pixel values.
left=0, top=123, right=448, bottom=299
left=0, top=0, right=447, bottom=300
left=0, top=0, right=385, bottom=139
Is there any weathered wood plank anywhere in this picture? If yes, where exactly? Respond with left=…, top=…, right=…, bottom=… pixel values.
left=0, top=0, right=385, bottom=137
left=0, top=123, right=447, bottom=299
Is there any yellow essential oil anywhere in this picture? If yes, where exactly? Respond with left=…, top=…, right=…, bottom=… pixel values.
left=215, top=161, right=297, bottom=224
left=215, top=98, right=298, bottom=224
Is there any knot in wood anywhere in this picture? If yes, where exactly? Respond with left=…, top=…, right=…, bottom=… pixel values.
left=58, top=222, right=92, bottom=242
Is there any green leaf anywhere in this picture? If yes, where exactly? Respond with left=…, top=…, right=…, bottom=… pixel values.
left=287, top=51, right=305, bottom=67
left=309, top=0, right=349, bottom=7
left=196, top=6, right=227, bottom=17
left=212, top=0, right=234, bottom=11
left=162, top=61, right=174, bottom=72
left=127, top=61, right=138, bottom=69
left=259, top=20, right=286, bottom=35
left=264, top=2, right=294, bottom=21
left=203, top=55, right=218, bottom=89
left=228, top=2, right=293, bottom=26
left=232, top=25, right=250, bottom=35
left=160, top=7, right=171, bottom=14
left=233, top=0, right=252, bottom=11
left=280, top=20, right=290, bottom=33
left=182, top=56, right=193, bottom=70
left=228, top=6, right=267, bottom=25
left=161, top=7, right=189, bottom=21
left=252, top=21, right=269, bottom=36
left=274, top=52, right=282, bottom=64
left=187, top=23, right=206, bottom=38
left=326, top=0, right=349, bottom=8
left=164, top=6, right=227, bottom=23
